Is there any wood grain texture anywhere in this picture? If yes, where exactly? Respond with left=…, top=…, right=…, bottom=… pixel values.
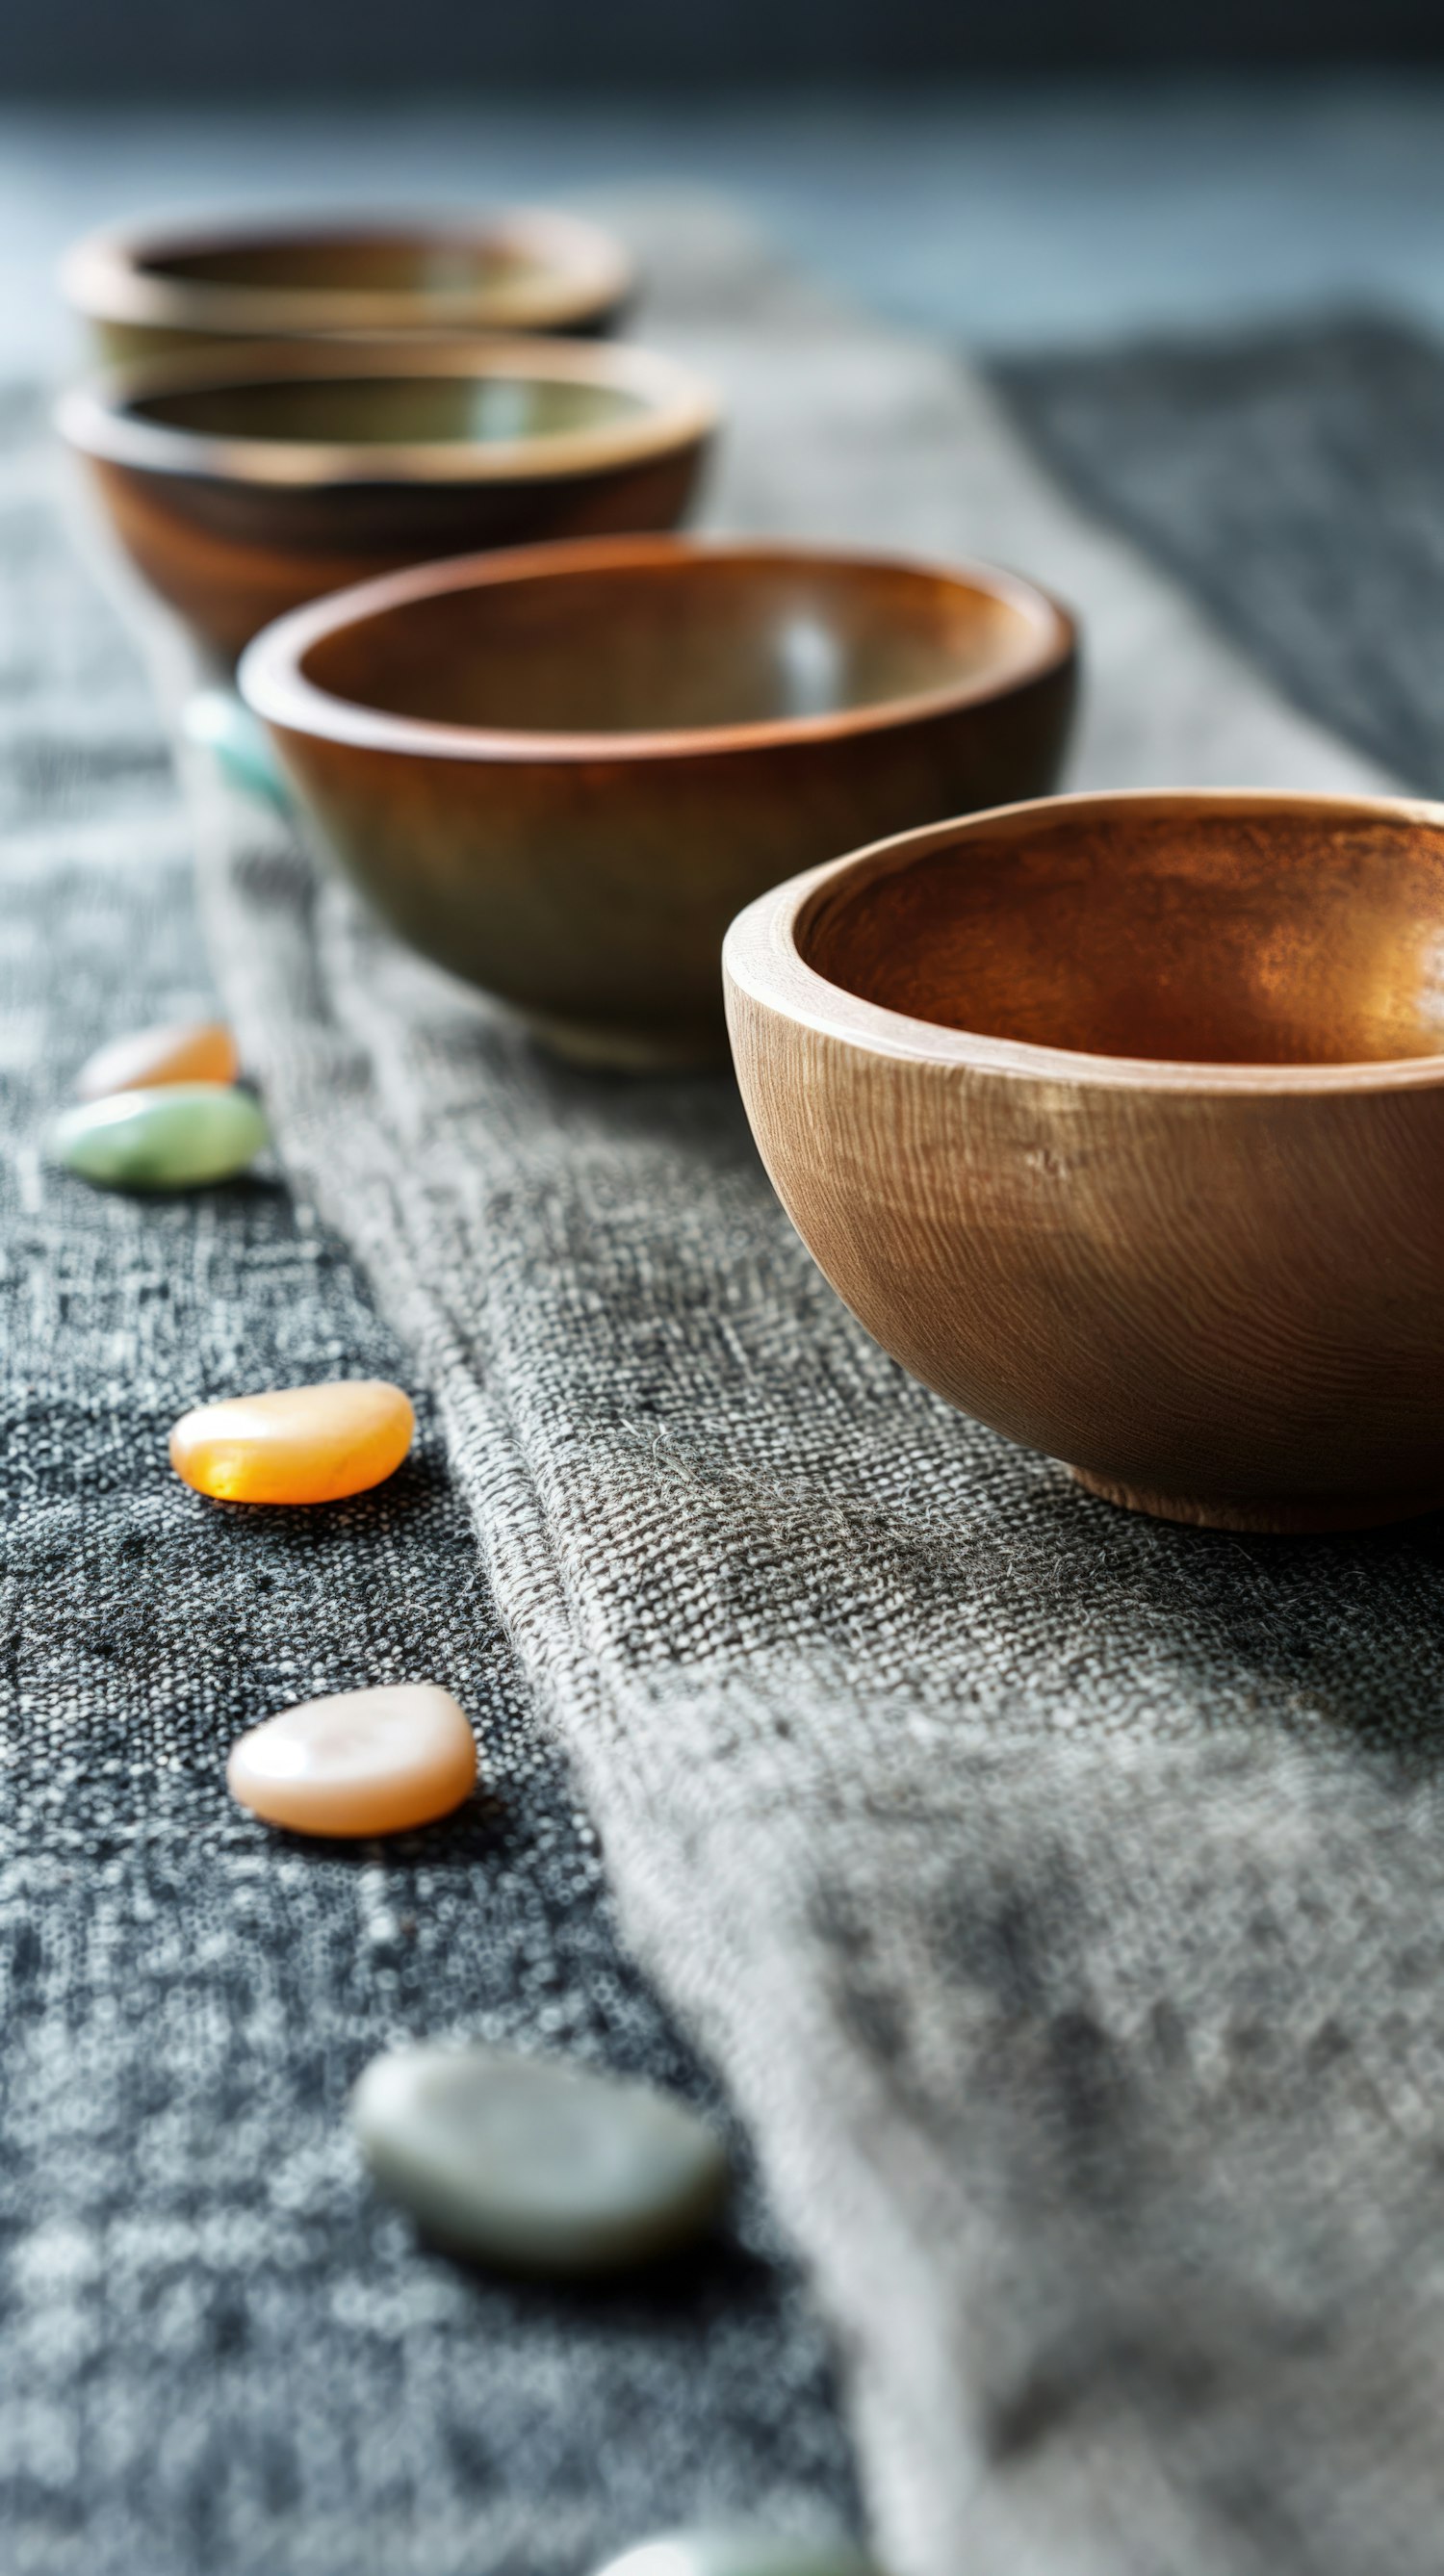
left=724, top=789, right=1444, bottom=1531
left=61, top=210, right=633, bottom=360
left=240, top=536, right=1077, bottom=1066
left=60, top=339, right=715, bottom=661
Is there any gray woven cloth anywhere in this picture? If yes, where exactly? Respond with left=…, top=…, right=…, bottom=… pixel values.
left=997, top=313, right=1444, bottom=793
left=181, top=217, right=1444, bottom=2576
left=0, top=353, right=856, bottom=2576
left=14, top=196, right=1444, bottom=2576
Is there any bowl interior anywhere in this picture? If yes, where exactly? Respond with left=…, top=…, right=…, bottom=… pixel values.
left=130, top=372, right=648, bottom=449
left=298, top=555, right=1052, bottom=736
left=136, top=230, right=547, bottom=298
left=801, top=800, right=1444, bottom=1067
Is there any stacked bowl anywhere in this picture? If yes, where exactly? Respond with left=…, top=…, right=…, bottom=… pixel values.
left=61, top=209, right=710, bottom=660
left=61, top=335, right=718, bottom=660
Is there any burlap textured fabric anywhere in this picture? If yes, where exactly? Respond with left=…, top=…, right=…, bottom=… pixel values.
left=187, top=215, right=1444, bottom=2576
left=998, top=314, right=1444, bottom=793
left=0, top=349, right=856, bottom=2576
left=14, top=197, right=1444, bottom=2576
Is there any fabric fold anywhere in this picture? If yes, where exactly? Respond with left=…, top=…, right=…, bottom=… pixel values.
left=184, top=208, right=1444, bottom=2576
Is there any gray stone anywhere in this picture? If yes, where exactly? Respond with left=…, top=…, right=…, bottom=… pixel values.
left=352, top=2045, right=731, bottom=2275
left=49, top=1081, right=268, bottom=1189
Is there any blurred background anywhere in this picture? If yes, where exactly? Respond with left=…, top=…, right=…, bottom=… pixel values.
left=5, top=0, right=1444, bottom=370
left=12, top=0, right=1444, bottom=86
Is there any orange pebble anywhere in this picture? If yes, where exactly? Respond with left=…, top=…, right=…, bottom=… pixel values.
left=76, top=1019, right=239, bottom=1101
left=169, top=1378, right=414, bottom=1505
left=227, top=1685, right=477, bottom=1837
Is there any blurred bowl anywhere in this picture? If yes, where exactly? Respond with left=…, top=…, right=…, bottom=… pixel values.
left=724, top=787, right=1444, bottom=1533
left=62, top=207, right=633, bottom=362
left=239, top=534, right=1076, bottom=1068
left=59, top=338, right=717, bottom=661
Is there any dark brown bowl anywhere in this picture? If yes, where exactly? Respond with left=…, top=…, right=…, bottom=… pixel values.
left=58, top=340, right=718, bottom=662
left=725, top=788, right=1444, bottom=1533
left=62, top=208, right=633, bottom=362
left=238, top=535, right=1077, bottom=1068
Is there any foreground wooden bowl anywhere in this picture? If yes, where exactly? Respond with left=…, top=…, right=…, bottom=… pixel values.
left=62, top=208, right=633, bottom=362
left=239, top=537, right=1077, bottom=1068
left=59, top=340, right=717, bottom=662
left=724, top=789, right=1444, bottom=1533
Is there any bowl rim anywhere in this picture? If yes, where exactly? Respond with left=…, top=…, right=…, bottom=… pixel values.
left=722, top=786, right=1444, bottom=1095
left=59, top=206, right=633, bottom=337
left=56, top=337, right=720, bottom=488
left=237, top=535, right=1078, bottom=763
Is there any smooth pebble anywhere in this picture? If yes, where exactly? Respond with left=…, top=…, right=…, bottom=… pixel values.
left=352, top=2044, right=731, bottom=2275
left=227, top=1684, right=477, bottom=1837
left=50, top=1082, right=267, bottom=1189
left=183, top=687, right=292, bottom=809
left=76, top=1018, right=239, bottom=1101
left=594, top=2540, right=882, bottom=2576
left=169, top=1377, right=414, bottom=1504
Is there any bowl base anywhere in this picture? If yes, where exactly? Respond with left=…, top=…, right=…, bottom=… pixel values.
left=519, top=1007, right=727, bottom=1074
left=1068, top=1465, right=1442, bottom=1535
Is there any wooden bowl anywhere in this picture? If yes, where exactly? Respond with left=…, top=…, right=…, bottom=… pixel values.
left=724, top=788, right=1444, bottom=1533
left=58, top=339, right=717, bottom=662
left=62, top=209, right=633, bottom=363
left=238, top=536, right=1077, bottom=1069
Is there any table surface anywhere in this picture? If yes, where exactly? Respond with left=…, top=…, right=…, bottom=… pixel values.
left=7, top=74, right=1444, bottom=372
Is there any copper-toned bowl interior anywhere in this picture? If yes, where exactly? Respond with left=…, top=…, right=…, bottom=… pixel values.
left=801, top=799, right=1444, bottom=1067
left=128, top=371, right=650, bottom=449
left=134, top=229, right=552, bottom=298
left=298, top=553, right=1061, bottom=738
left=64, top=212, right=634, bottom=347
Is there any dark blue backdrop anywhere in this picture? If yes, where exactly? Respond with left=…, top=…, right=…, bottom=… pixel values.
left=6, top=0, right=1444, bottom=93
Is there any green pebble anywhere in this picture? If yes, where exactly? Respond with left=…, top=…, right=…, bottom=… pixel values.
left=50, top=1083, right=268, bottom=1191
left=594, top=2537, right=883, bottom=2576
left=182, top=688, right=292, bottom=811
left=351, top=2045, right=731, bottom=2276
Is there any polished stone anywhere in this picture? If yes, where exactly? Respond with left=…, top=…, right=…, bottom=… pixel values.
left=183, top=687, right=292, bottom=810
left=50, top=1081, right=266, bottom=1189
left=352, top=2044, right=731, bottom=2274
left=594, top=2533, right=882, bottom=2576
left=227, top=1683, right=477, bottom=1837
left=76, top=1018, right=239, bottom=1100
left=169, top=1377, right=414, bottom=1505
